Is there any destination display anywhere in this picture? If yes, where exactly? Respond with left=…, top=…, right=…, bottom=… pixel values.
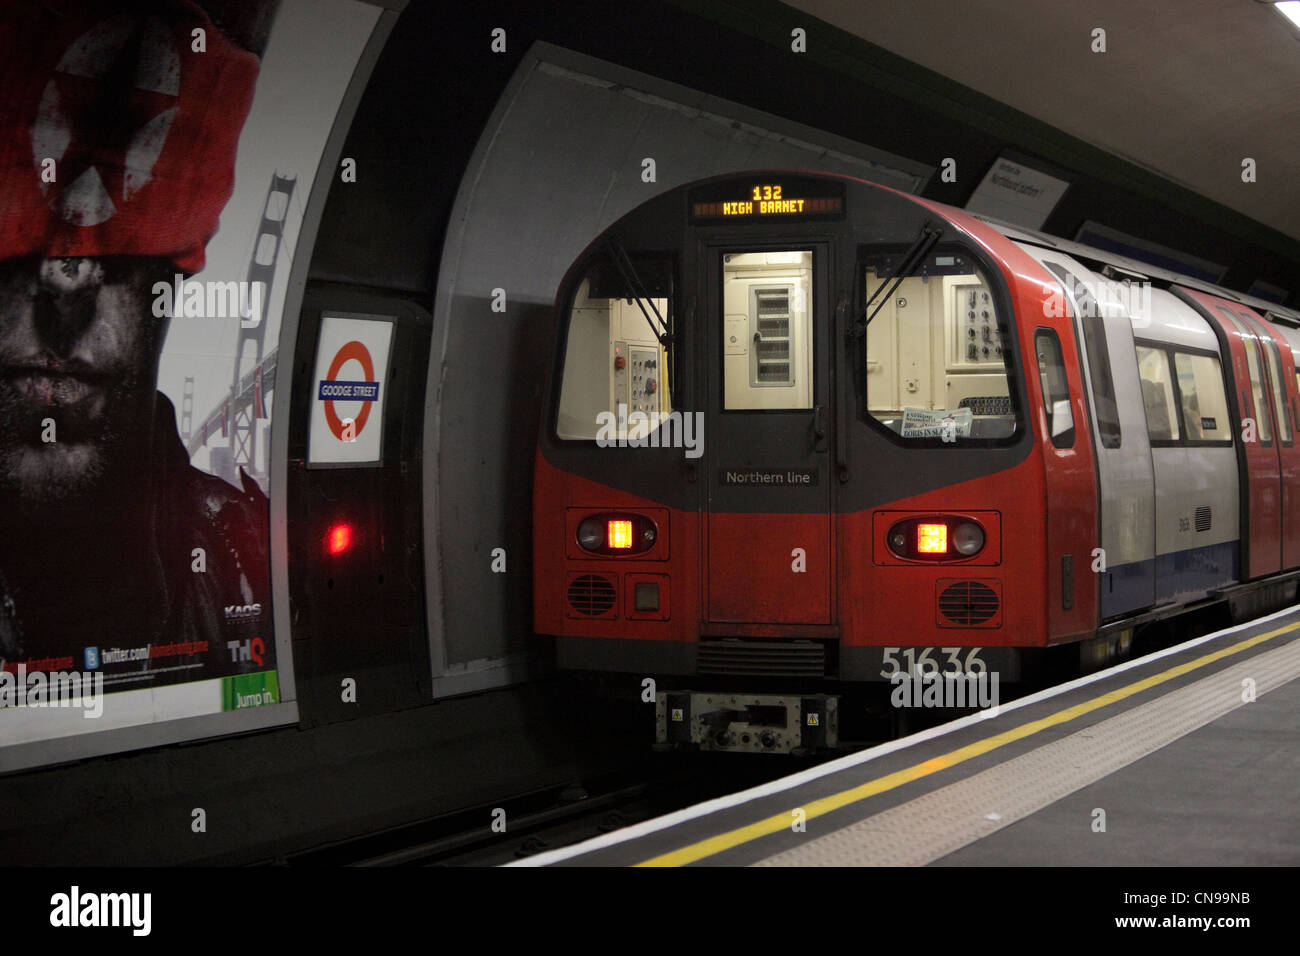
left=689, top=176, right=846, bottom=223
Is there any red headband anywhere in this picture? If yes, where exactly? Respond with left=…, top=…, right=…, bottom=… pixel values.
left=0, top=2, right=260, bottom=273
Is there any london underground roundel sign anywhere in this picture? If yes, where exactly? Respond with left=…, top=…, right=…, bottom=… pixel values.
left=308, top=314, right=394, bottom=465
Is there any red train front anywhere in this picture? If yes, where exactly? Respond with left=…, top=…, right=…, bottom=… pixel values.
left=533, top=171, right=1098, bottom=752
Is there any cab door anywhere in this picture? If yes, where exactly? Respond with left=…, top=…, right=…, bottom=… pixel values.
left=1021, top=250, right=1157, bottom=618
left=703, top=243, right=834, bottom=625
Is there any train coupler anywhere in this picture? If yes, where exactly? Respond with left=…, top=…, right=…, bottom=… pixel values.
left=656, top=691, right=838, bottom=753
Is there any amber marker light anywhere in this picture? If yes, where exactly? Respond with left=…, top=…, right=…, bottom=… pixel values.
left=607, top=520, right=634, bottom=549
left=917, top=523, right=948, bottom=554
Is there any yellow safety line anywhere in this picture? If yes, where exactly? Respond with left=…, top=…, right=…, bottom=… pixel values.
left=635, top=622, right=1300, bottom=866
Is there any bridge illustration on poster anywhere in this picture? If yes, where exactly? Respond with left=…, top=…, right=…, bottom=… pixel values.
left=183, top=172, right=297, bottom=489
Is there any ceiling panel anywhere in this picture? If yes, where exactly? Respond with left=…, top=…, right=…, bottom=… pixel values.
left=784, top=0, right=1300, bottom=239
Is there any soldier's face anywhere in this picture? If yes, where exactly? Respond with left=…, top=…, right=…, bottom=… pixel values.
left=0, top=256, right=169, bottom=508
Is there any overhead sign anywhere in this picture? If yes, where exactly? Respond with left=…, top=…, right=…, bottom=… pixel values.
left=965, top=156, right=1070, bottom=230
left=309, top=313, right=394, bottom=465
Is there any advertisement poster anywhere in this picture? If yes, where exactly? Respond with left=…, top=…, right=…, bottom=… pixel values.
left=0, top=0, right=378, bottom=756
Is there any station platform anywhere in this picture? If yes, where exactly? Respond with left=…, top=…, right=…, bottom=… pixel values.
left=514, top=607, right=1300, bottom=867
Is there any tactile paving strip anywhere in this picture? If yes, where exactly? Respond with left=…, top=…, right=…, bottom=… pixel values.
left=753, top=638, right=1300, bottom=866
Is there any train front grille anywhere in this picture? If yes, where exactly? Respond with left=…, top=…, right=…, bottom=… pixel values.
left=937, top=580, right=1000, bottom=626
left=697, top=639, right=826, bottom=677
left=567, top=574, right=617, bottom=616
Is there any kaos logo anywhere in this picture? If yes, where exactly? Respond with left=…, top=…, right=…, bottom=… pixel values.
left=226, top=637, right=265, bottom=666
left=223, top=602, right=262, bottom=623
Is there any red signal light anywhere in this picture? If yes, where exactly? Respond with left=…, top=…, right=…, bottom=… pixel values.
left=327, top=523, right=353, bottom=555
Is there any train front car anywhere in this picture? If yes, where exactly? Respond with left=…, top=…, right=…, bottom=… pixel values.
left=533, top=172, right=1099, bottom=752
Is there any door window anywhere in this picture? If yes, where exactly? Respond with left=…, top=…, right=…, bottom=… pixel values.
left=1173, top=351, right=1232, bottom=442
left=1216, top=307, right=1272, bottom=444
left=1135, top=345, right=1179, bottom=441
left=1257, top=335, right=1292, bottom=443
left=1043, top=262, right=1121, bottom=448
left=1035, top=329, right=1074, bottom=448
left=721, top=250, right=813, bottom=410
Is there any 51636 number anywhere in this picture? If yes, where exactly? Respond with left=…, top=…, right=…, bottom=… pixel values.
left=879, top=646, right=987, bottom=679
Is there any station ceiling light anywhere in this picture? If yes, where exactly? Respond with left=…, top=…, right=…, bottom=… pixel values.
left=1263, top=0, right=1300, bottom=34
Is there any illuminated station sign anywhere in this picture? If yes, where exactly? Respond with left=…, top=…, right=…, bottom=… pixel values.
left=689, top=177, right=846, bottom=223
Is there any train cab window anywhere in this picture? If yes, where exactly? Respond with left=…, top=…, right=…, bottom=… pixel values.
left=1135, top=345, right=1179, bottom=441
left=555, top=256, right=674, bottom=441
left=1173, top=352, right=1232, bottom=443
left=860, top=251, right=1019, bottom=441
left=1035, top=329, right=1074, bottom=448
left=722, top=250, right=813, bottom=410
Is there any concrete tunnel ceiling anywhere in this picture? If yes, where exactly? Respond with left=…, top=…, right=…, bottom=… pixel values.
left=782, top=0, right=1300, bottom=242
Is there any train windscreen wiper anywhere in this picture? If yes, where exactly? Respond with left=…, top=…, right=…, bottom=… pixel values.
left=604, top=236, right=676, bottom=402
left=605, top=237, right=671, bottom=346
left=859, top=222, right=943, bottom=331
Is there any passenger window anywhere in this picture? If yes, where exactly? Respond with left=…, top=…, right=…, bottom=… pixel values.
left=1135, top=345, right=1179, bottom=441
left=1173, top=352, right=1231, bottom=443
left=722, top=249, right=813, bottom=410
left=1035, top=329, right=1074, bottom=448
left=556, top=256, right=674, bottom=440
left=861, top=249, right=1019, bottom=441
left=1044, top=263, right=1120, bottom=448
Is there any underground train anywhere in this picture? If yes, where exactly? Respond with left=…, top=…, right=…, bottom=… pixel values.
left=533, top=170, right=1300, bottom=752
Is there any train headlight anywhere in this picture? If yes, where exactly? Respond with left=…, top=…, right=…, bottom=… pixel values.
left=886, top=516, right=987, bottom=561
left=952, top=522, right=985, bottom=556
left=575, top=513, right=660, bottom=555
left=917, top=523, right=948, bottom=554
left=607, top=520, right=634, bottom=549
left=577, top=517, right=605, bottom=551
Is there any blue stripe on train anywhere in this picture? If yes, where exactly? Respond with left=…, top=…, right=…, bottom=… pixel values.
left=1099, top=540, right=1239, bottom=619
